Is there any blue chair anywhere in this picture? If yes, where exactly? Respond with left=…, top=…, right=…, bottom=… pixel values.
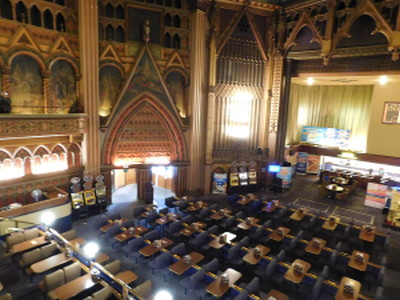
left=143, top=229, right=160, bottom=241
left=189, top=231, right=210, bottom=252
left=181, top=215, right=195, bottom=224
left=243, top=277, right=259, bottom=294
left=228, top=193, right=240, bottom=206
left=122, top=237, right=146, bottom=258
left=159, top=207, right=169, bottom=215
left=310, top=276, right=324, bottom=300
left=121, top=219, right=136, bottom=229
left=170, top=242, right=186, bottom=256
left=202, top=258, right=219, bottom=273
left=133, top=206, right=146, bottom=226
left=104, top=224, right=122, bottom=247
left=248, top=200, right=262, bottom=213
left=148, top=251, right=173, bottom=279
left=238, top=236, right=249, bottom=247
left=145, top=211, right=159, bottom=228
left=108, top=212, right=121, bottom=221
left=255, top=258, right=278, bottom=280
left=224, top=244, right=242, bottom=267
left=166, top=221, right=183, bottom=240
left=179, top=269, right=208, bottom=295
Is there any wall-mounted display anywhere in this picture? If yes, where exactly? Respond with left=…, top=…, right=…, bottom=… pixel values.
left=301, top=126, right=351, bottom=148
left=382, top=102, right=400, bottom=124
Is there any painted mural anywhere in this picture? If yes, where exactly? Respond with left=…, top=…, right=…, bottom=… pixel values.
left=10, top=55, right=43, bottom=114
left=166, top=71, right=186, bottom=118
left=99, top=66, right=123, bottom=117
left=49, top=60, right=76, bottom=114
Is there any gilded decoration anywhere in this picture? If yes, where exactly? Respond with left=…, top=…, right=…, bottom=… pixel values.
left=0, top=116, right=86, bottom=137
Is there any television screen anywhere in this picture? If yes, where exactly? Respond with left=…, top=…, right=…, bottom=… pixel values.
left=268, top=165, right=281, bottom=173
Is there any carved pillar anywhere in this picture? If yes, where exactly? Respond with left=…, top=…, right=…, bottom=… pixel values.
left=1, top=67, right=11, bottom=95
left=204, top=20, right=218, bottom=194
left=24, top=158, right=32, bottom=176
left=11, top=3, right=16, bottom=21
left=78, top=0, right=100, bottom=176
left=267, top=53, right=284, bottom=162
left=173, top=165, right=188, bottom=197
left=42, top=72, right=50, bottom=114
left=74, top=75, right=82, bottom=111
left=188, top=9, right=208, bottom=192
left=276, top=59, right=293, bottom=164
left=136, top=167, right=152, bottom=203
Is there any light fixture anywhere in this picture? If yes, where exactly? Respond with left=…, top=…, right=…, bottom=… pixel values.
left=379, top=75, right=388, bottom=85
left=338, top=152, right=357, bottom=159
left=306, top=77, right=314, bottom=85
left=83, top=242, right=99, bottom=259
left=41, top=211, right=55, bottom=226
left=154, top=290, right=173, bottom=300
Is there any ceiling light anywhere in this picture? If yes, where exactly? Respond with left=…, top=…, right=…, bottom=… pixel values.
left=306, top=77, right=314, bottom=85
left=379, top=75, right=388, bottom=85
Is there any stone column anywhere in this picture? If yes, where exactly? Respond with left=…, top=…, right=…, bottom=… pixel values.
left=136, top=166, right=152, bottom=204
left=1, top=67, right=11, bottom=95
left=173, top=165, right=188, bottom=197
left=78, top=0, right=100, bottom=176
left=188, top=9, right=208, bottom=192
left=42, top=72, right=50, bottom=114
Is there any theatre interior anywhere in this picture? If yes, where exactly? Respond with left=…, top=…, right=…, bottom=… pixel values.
left=1, top=0, right=400, bottom=299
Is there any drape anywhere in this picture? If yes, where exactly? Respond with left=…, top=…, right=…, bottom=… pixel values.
left=286, top=83, right=373, bottom=152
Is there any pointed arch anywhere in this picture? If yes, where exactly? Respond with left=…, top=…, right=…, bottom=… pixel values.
left=56, top=12, right=66, bottom=32
left=52, top=144, right=68, bottom=154
left=30, top=5, right=41, bottom=26
left=103, top=94, right=187, bottom=165
left=0, top=150, right=12, bottom=161
left=16, top=1, right=28, bottom=23
left=44, top=9, right=54, bottom=29
left=14, top=147, right=32, bottom=159
left=33, top=146, right=51, bottom=156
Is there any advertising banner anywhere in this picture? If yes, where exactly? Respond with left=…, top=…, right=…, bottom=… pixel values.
left=296, top=152, right=308, bottom=175
left=301, top=126, right=350, bottom=148
left=277, top=167, right=293, bottom=188
left=212, top=173, right=228, bottom=194
left=306, top=154, right=321, bottom=174
left=365, top=182, right=389, bottom=209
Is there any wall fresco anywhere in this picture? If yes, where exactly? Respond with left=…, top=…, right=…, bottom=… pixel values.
left=50, top=60, right=76, bottom=114
left=99, top=65, right=122, bottom=117
left=10, top=55, right=43, bottom=114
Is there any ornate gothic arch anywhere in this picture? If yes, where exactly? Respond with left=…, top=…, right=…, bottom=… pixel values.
left=102, top=93, right=187, bottom=166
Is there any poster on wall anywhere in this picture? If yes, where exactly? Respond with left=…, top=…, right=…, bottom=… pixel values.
left=296, top=152, right=308, bottom=175
left=365, top=183, right=389, bottom=209
left=212, top=173, right=228, bottom=195
left=277, top=167, right=293, bottom=188
left=229, top=172, right=239, bottom=187
left=301, top=126, right=351, bottom=148
left=306, top=154, right=321, bottom=174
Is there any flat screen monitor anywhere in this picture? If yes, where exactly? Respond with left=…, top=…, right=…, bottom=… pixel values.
left=268, top=164, right=281, bottom=173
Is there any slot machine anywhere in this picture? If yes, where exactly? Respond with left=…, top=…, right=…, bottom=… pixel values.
left=95, top=175, right=106, bottom=199
left=229, top=161, right=239, bottom=187
left=70, top=177, right=84, bottom=209
left=248, top=160, right=258, bottom=185
left=239, top=161, right=249, bottom=186
left=83, top=175, right=96, bottom=206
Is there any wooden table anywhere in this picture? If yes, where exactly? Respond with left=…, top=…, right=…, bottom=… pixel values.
left=10, top=236, right=48, bottom=255
left=335, top=277, right=361, bottom=300
left=348, top=250, right=369, bottom=271
left=284, top=259, right=311, bottom=284
left=99, top=219, right=126, bottom=233
left=139, top=238, right=173, bottom=257
left=290, top=208, right=309, bottom=221
left=206, top=268, right=242, bottom=298
left=169, top=252, right=205, bottom=275
left=48, top=271, right=138, bottom=300
left=237, top=197, right=252, bottom=205
left=187, top=201, right=207, bottom=212
left=269, top=227, right=290, bottom=242
left=305, top=238, right=327, bottom=255
left=325, top=184, right=344, bottom=200
left=211, top=210, right=231, bottom=221
left=359, top=226, right=375, bottom=242
left=263, top=289, right=289, bottom=300
left=243, top=245, right=270, bottom=265
left=30, top=252, right=109, bottom=274
left=263, top=203, right=278, bottom=213
left=332, top=177, right=349, bottom=185
left=180, top=222, right=206, bottom=236
left=237, top=217, right=259, bottom=230
left=209, top=232, right=236, bottom=249
left=322, top=216, right=340, bottom=231
left=114, top=226, right=148, bottom=242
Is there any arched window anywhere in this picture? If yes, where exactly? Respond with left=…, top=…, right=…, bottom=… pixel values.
left=30, top=6, right=41, bottom=26
left=105, top=3, right=114, bottom=18
left=115, top=5, right=124, bottom=19
left=164, top=13, right=172, bottom=26
left=99, top=23, right=104, bottom=40
left=174, top=0, right=181, bottom=8
left=164, top=32, right=171, bottom=48
left=44, top=10, right=54, bottom=29
left=173, top=15, right=180, bottom=28
left=106, top=24, right=115, bottom=41
left=55, top=0, right=65, bottom=5
left=56, top=13, right=65, bottom=32
left=173, top=34, right=180, bottom=49
left=1, top=0, right=13, bottom=19
left=16, top=1, right=28, bottom=23
left=116, top=26, right=125, bottom=42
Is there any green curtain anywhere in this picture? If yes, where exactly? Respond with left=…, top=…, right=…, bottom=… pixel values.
left=286, top=83, right=373, bottom=152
